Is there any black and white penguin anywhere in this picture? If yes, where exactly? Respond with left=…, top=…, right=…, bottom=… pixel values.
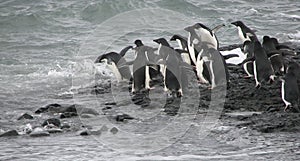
left=201, top=47, right=229, bottom=89
left=133, top=39, right=162, bottom=88
left=132, top=44, right=157, bottom=93
left=253, top=41, right=275, bottom=88
left=281, top=62, right=300, bottom=112
left=262, top=36, right=285, bottom=75
left=186, top=23, right=220, bottom=50
left=231, top=21, right=258, bottom=43
left=170, top=35, right=192, bottom=65
left=184, top=25, right=212, bottom=84
left=153, top=38, right=190, bottom=97
left=241, top=40, right=255, bottom=77
left=95, top=46, right=132, bottom=82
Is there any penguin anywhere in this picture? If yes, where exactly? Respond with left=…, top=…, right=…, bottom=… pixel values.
left=281, top=62, right=300, bottom=112
left=185, top=23, right=220, bottom=50
left=262, top=36, right=285, bottom=75
left=95, top=46, right=132, bottom=82
left=153, top=38, right=190, bottom=97
left=133, top=39, right=162, bottom=87
left=231, top=21, right=258, bottom=43
left=170, top=35, right=192, bottom=65
left=132, top=45, right=157, bottom=93
left=201, top=47, right=229, bottom=89
left=184, top=25, right=212, bottom=84
left=170, top=34, right=188, bottom=51
left=240, top=40, right=255, bottom=77
left=253, top=41, right=275, bottom=88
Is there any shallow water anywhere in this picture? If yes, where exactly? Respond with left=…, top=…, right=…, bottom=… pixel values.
left=0, top=0, right=300, bottom=160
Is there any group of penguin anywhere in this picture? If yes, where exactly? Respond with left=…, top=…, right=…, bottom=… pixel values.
left=95, top=20, right=300, bottom=112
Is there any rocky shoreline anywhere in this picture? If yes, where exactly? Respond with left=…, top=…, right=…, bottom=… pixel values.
left=1, top=46, right=299, bottom=156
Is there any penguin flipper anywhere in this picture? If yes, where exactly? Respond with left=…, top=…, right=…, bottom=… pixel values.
left=223, top=54, right=239, bottom=60
left=119, top=46, right=133, bottom=57
left=212, top=24, right=225, bottom=33
left=238, top=56, right=255, bottom=66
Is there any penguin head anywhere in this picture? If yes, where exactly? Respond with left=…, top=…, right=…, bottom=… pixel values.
left=134, top=39, right=144, bottom=48
left=170, top=35, right=183, bottom=41
left=263, top=36, right=271, bottom=43
left=231, top=21, right=244, bottom=27
left=194, top=23, right=211, bottom=31
left=184, top=25, right=194, bottom=32
left=153, top=38, right=170, bottom=47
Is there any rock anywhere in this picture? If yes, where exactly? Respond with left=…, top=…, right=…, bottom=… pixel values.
left=17, top=113, right=34, bottom=120
left=35, top=104, right=77, bottom=114
left=42, top=118, right=61, bottom=127
left=30, top=127, right=50, bottom=137
left=110, top=127, right=118, bottom=134
left=35, top=103, right=62, bottom=114
left=60, top=112, right=78, bottom=119
left=0, top=130, right=19, bottom=137
left=78, top=129, right=90, bottom=136
left=100, top=125, right=109, bottom=132
left=115, top=114, right=134, bottom=122
left=104, top=102, right=116, bottom=105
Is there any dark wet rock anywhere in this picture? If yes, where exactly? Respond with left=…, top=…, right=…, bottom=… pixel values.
left=17, top=113, right=34, bottom=120
left=163, top=96, right=181, bottom=116
left=42, top=118, right=61, bottom=127
left=30, top=127, right=50, bottom=137
left=35, top=104, right=99, bottom=118
left=91, top=83, right=111, bottom=95
left=60, top=112, right=78, bottom=119
left=131, top=90, right=151, bottom=107
left=35, top=103, right=75, bottom=114
left=110, top=127, right=118, bottom=134
left=245, top=112, right=300, bottom=133
left=0, top=130, right=19, bottom=137
left=78, top=129, right=90, bottom=136
left=104, top=102, right=116, bottom=106
left=115, top=114, right=134, bottom=122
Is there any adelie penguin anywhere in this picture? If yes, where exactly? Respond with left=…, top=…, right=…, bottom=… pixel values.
left=231, top=21, right=258, bottom=43
left=201, top=46, right=229, bottom=89
left=132, top=39, right=162, bottom=90
left=184, top=24, right=213, bottom=84
left=281, top=62, right=300, bottom=112
left=95, top=46, right=133, bottom=82
left=170, top=34, right=192, bottom=65
left=262, top=36, right=285, bottom=75
left=253, top=40, right=275, bottom=88
left=240, top=40, right=255, bottom=78
left=131, top=40, right=159, bottom=93
left=153, top=38, right=190, bottom=97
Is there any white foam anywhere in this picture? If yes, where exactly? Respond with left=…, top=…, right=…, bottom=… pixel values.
left=220, top=47, right=246, bottom=65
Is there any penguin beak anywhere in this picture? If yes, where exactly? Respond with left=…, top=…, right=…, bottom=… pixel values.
left=184, top=26, right=192, bottom=32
